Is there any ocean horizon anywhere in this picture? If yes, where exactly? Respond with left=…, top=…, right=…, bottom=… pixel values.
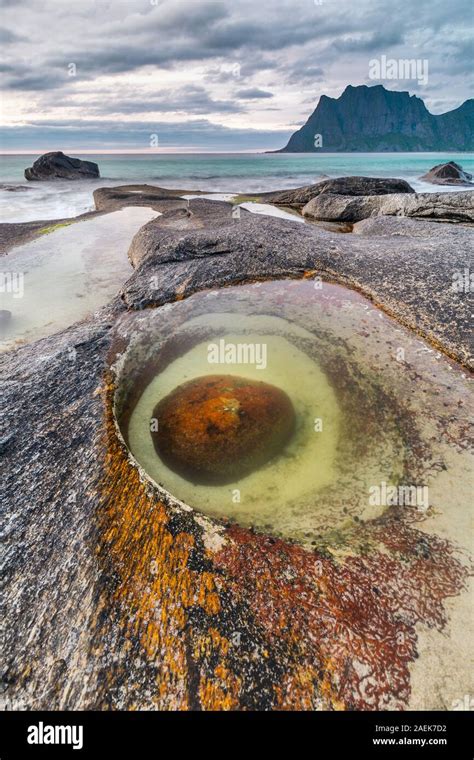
left=2, top=151, right=473, bottom=223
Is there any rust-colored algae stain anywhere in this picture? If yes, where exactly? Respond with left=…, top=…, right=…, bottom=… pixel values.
left=94, top=371, right=469, bottom=711
left=95, top=374, right=323, bottom=711
left=214, top=520, right=469, bottom=711
left=94, top=373, right=241, bottom=710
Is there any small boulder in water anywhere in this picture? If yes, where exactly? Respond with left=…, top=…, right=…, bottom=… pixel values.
left=24, top=152, right=100, bottom=181
left=151, top=375, right=296, bottom=484
left=420, top=161, right=473, bottom=186
left=0, top=309, right=12, bottom=326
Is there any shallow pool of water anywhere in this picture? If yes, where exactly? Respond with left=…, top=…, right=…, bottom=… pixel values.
left=128, top=324, right=345, bottom=524
left=110, top=279, right=473, bottom=548
left=0, top=206, right=158, bottom=351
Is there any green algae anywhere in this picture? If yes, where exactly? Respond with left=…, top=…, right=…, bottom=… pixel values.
left=38, top=221, right=74, bottom=235
left=230, top=194, right=262, bottom=204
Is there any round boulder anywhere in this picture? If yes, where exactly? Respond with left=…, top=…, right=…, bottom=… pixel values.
left=151, top=374, right=296, bottom=484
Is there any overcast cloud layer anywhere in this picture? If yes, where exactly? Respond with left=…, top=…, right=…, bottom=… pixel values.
left=0, top=0, right=472, bottom=151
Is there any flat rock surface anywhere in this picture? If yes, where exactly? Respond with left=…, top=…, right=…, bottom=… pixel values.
left=126, top=199, right=473, bottom=368
left=1, top=189, right=472, bottom=711
left=93, top=184, right=202, bottom=212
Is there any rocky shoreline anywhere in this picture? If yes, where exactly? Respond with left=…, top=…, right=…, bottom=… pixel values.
left=1, top=178, right=473, bottom=711
left=4, top=181, right=471, bottom=364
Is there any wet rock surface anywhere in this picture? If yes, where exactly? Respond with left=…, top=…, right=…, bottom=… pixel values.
left=0, top=184, right=32, bottom=192
left=0, top=218, right=80, bottom=255
left=126, top=199, right=473, bottom=368
left=0, top=185, right=195, bottom=256
left=93, top=184, right=201, bottom=213
left=1, top=186, right=473, bottom=711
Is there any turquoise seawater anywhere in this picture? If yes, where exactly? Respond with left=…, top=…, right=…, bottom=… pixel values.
left=1, top=152, right=473, bottom=222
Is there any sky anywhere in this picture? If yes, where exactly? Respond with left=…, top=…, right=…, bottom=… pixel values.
left=0, top=0, right=472, bottom=152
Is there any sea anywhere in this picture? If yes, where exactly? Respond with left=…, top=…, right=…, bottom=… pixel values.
left=1, top=152, right=473, bottom=224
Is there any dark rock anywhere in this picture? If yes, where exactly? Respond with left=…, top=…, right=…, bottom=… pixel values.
left=126, top=198, right=473, bottom=367
left=24, top=152, right=100, bottom=181
left=151, top=375, right=295, bottom=483
left=262, top=176, right=414, bottom=210
left=302, top=190, right=474, bottom=224
left=0, top=184, right=31, bottom=192
left=420, top=161, right=473, bottom=186
left=0, top=309, right=12, bottom=325
left=1, top=191, right=472, bottom=711
left=0, top=433, right=14, bottom=454
left=312, top=176, right=415, bottom=196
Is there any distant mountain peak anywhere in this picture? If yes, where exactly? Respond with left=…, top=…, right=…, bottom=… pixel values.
left=276, top=84, right=473, bottom=152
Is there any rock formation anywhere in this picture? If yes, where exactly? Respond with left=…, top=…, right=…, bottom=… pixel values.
left=261, top=176, right=415, bottom=210
left=151, top=375, right=296, bottom=483
left=302, top=189, right=474, bottom=224
left=24, top=151, right=100, bottom=180
left=276, top=85, right=474, bottom=152
left=1, top=187, right=472, bottom=712
left=420, top=161, right=473, bottom=186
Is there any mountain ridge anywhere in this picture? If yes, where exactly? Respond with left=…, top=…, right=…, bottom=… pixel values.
left=276, top=85, right=473, bottom=152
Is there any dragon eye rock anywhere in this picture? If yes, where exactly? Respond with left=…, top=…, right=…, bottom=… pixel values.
left=151, top=374, right=296, bottom=484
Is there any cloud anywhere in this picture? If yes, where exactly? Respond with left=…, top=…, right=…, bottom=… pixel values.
left=38, top=85, right=246, bottom=116
left=235, top=88, right=273, bottom=99
left=285, top=65, right=325, bottom=85
left=0, top=0, right=472, bottom=149
left=0, top=26, right=26, bottom=43
left=330, top=30, right=405, bottom=54
left=3, top=70, right=67, bottom=91
left=87, top=86, right=245, bottom=115
left=0, top=117, right=291, bottom=151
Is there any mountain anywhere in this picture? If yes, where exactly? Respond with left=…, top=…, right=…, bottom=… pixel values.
left=276, top=85, right=474, bottom=152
